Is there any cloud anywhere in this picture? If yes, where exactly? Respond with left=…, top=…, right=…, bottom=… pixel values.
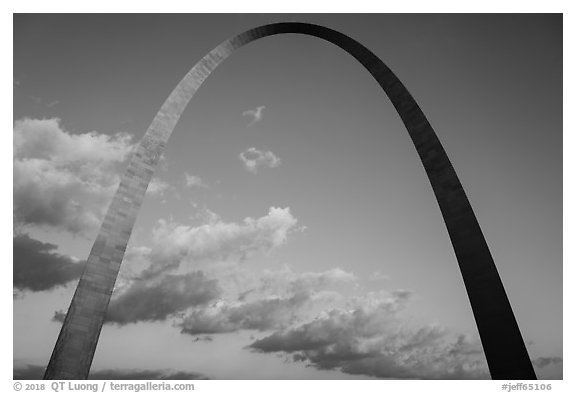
left=147, top=177, right=173, bottom=198
left=532, top=356, right=562, bottom=369
left=239, top=147, right=281, bottom=174
left=531, top=357, right=563, bottom=379
left=13, top=118, right=135, bottom=234
left=50, top=207, right=302, bottom=325
left=53, top=265, right=350, bottom=333
left=52, top=310, right=66, bottom=323
left=369, top=271, right=391, bottom=282
left=52, top=271, right=221, bottom=326
left=13, top=365, right=45, bottom=380
left=184, top=173, right=208, bottom=188
left=105, top=271, right=221, bottom=325
left=108, top=207, right=297, bottom=324
left=13, top=365, right=208, bottom=380
left=179, top=267, right=356, bottom=335
left=283, top=268, right=357, bottom=294
left=242, top=105, right=265, bottom=126
left=13, top=234, right=85, bottom=292
left=179, top=294, right=310, bottom=335
left=89, top=369, right=209, bottom=380
left=192, top=336, right=214, bottom=343
left=142, top=207, right=299, bottom=276
left=27, top=96, right=60, bottom=108
left=248, top=291, right=490, bottom=379
left=112, top=206, right=301, bottom=284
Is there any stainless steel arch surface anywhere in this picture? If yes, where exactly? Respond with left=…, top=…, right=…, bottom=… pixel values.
left=44, top=22, right=536, bottom=380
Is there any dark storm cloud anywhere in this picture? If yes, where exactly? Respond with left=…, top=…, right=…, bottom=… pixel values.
left=13, top=234, right=85, bottom=292
left=13, top=365, right=208, bottom=380
left=249, top=291, right=490, bottom=379
left=105, top=271, right=220, bottom=325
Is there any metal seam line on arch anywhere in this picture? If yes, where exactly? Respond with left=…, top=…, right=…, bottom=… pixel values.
left=44, top=22, right=537, bottom=380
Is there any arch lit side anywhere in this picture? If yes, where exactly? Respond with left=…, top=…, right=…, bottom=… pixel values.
left=44, top=22, right=536, bottom=380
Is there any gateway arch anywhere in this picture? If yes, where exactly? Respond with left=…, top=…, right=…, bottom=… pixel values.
left=44, top=22, right=537, bottom=380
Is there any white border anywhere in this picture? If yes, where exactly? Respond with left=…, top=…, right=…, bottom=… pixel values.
left=4, top=3, right=573, bottom=393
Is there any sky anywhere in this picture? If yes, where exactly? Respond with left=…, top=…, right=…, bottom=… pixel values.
left=12, top=13, right=562, bottom=380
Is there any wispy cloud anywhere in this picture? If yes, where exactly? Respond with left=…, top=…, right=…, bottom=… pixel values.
left=239, top=147, right=281, bottom=174
left=147, top=177, right=173, bottom=197
left=28, top=96, right=59, bottom=108
left=184, top=173, right=208, bottom=188
left=369, top=271, right=391, bottom=282
left=242, top=105, right=265, bottom=126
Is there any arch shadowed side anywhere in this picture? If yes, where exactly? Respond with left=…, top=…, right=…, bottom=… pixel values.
left=44, top=22, right=536, bottom=380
